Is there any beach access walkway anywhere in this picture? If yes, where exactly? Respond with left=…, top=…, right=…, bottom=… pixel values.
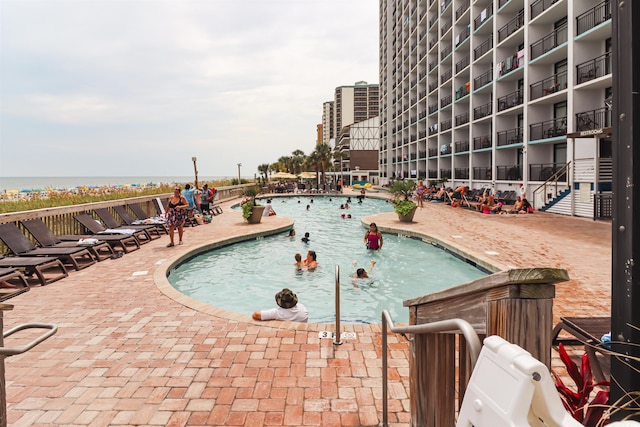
left=2, top=190, right=611, bottom=426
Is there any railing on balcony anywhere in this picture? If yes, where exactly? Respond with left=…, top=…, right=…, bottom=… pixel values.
left=474, top=35, right=493, bottom=60
left=577, top=0, right=612, bottom=35
left=440, top=144, right=452, bottom=155
left=440, top=94, right=453, bottom=108
left=441, top=69, right=453, bottom=83
left=531, top=0, right=560, bottom=20
left=454, top=168, right=470, bottom=179
left=441, top=17, right=453, bottom=36
left=454, top=140, right=470, bottom=152
left=429, top=123, right=439, bottom=135
left=455, top=112, right=470, bottom=126
left=530, top=23, right=568, bottom=60
left=576, top=52, right=612, bottom=84
left=429, top=102, right=438, bottom=114
left=441, top=45, right=453, bottom=60
left=497, top=89, right=523, bottom=111
left=529, top=162, right=567, bottom=182
left=498, top=9, right=524, bottom=43
left=418, top=151, right=427, bottom=158
left=497, top=127, right=523, bottom=146
left=429, top=60, right=438, bottom=72
left=473, top=166, right=493, bottom=180
left=429, top=81, right=439, bottom=93
left=455, top=82, right=470, bottom=100
left=497, top=164, right=523, bottom=180
left=429, top=38, right=438, bottom=50
left=441, top=0, right=452, bottom=12
left=473, top=134, right=492, bottom=149
left=530, top=117, right=567, bottom=140
left=441, top=118, right=453, bottom=131
left=530, top=71, right=568, bottom=100
left=576, top=107, right=611, bottom=131
left=440, top=168, right=452, bottom=178
left=455, top=25, right=471, bottom=47
left=428, top=147, right=438, bottom=157
left=455, top=0, right=470, bottom=21
left=473, top=101, right=492, bottom=120
left=456, top=54, right=470, bottom=73
left=474, top=67, right=493, bottom=89
left=474, top=3, right=493, bottom=29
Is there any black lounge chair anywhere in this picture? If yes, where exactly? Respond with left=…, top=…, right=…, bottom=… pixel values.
left=0, top=255, right=68, bottom=286
left=74, top=213, right=151, bottom=245
left=69, top=214, right=141, bottom=253
left=113, top=205, right=168, bottom=234
left=0, top=267, right=30, bottom=301
left=20, top=219, right=115, bottom=262
left=94, top=208, right=161, bottom=241
left=0, top=223, right=96, bottom=271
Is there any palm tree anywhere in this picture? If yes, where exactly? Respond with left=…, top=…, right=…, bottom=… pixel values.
left=305, top=151, right=321, bottom=189
left=257, top=163, right=270, bottom=183
left=314, top=143, right=333, bottom=189
left=278, top=156, right=293, bottom=173
left=291, top=150, right=305, bottom=175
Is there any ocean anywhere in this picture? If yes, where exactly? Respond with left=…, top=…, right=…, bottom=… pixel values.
left=0, top=176, right=229, bottom=191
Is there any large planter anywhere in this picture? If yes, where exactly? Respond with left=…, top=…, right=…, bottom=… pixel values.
left=397, top=206, right=417, bottom=222
left=246, top=205, right=266, bottom=224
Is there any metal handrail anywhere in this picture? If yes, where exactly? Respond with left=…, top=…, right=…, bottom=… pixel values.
left=532, top=161, right=571, bottom=209
left=334, top=265, right=342, bottom=345
left=0, top=323, right=58, bottom=357
left=381, top=310, right=481, bottom=427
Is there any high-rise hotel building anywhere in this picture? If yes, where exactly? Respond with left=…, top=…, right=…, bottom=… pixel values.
left=332, top=81, right=380, bottom=141
left=379, top=0, right=613, bottom=218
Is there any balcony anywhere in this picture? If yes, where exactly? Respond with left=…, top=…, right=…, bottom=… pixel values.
left=474, top=68, right=493, bottom=89
left=429, top=81, right=439, bottom=93
left=455, top=168, right=470, bottom=179
left=474, top=3, right=493, bottom=30
left=440, top=169, right=452, bottom=179
left=455, top=112, right=470, bottom=126
left=455, top=140, right=470, bottom=152
left=441, top=17, right=453, bottom=36
left=496, top=127, right=523, bottom=146
left=530, top=0, right=560, bottom=20
left=455, top=0, right=470, bottom=21
left=530, top=23, right=568, bottom=60
left=473, top=166, right=492, bottom=180
left=497, top=165, right=523, bottom=180
left=428, top=147, right=438, bottom=157
left=497, top=89, right=523, bottom=111
left=530, top=117, right=567, bottom=140
left=576, top=52, right=612, bottom=84
left=455, top=82, right=471, bottom=100
left=473, top=134, right=492, bottom=149
left=441, top=69, right=453, bottom=83
left=440, top=94, right=453, bottom=108
left=474, top=35, right=493, bottom=60
left=576, top=107, right=611, bottom=131
left=429, top=102, right=438, bottom=114
left=530, top=71, right=568, bottom=100
left=577, top=0, right=611, bottom=36
left=456, top=54, right=470, bottom=73
left=498, top=9, right=524, bottom=43
left=428, top=123, right=439, bottom=135
left=441, top=45, right=453, bottom=60
left=455, top=25, right=471, bottom=47
left=530, top=162, right=567, bottom=181
left=440, top=118, right=453, bottom=132
left=473, top=101, right=492, bottom=120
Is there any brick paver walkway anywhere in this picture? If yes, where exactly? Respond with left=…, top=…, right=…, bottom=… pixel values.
left=1, top=191, right=611, bottom=426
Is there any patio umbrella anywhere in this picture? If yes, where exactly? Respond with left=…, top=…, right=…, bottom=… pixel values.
left=271, top=171, right=297, bottom=179
left=297, top=172, right=316, bottom=179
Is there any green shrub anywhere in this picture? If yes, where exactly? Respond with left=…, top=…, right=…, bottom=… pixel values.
left=394, top=199, right=417, bottom=216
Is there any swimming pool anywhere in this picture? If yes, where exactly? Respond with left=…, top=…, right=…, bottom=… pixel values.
left=168, top=195, right=487, bottom=323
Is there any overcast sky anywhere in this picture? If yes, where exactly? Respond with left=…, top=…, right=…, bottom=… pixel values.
left=0, top=0, right=379, bottom=178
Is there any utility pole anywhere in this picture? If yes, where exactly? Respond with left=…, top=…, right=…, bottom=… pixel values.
left=610, top=0, right=640, bottom=419
left=192, top=157, right=198, bottom=189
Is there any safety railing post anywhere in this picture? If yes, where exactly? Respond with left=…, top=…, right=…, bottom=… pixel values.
left=334, top=265, right=342, bottom=345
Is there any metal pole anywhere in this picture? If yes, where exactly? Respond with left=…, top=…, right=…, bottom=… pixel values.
left=333, top=265, right=342, bottom=345
left=192, top=157, right=198, bottom=189
left=611, top=0, right=640, bottom=418
left=237, top=163, right=242, bottom=185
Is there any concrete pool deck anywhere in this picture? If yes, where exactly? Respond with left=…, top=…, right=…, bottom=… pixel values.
left=2, top=190, right=611, bottom=426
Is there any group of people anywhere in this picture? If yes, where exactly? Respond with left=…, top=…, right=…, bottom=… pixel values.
left=165, top=183, right=216, bottom=247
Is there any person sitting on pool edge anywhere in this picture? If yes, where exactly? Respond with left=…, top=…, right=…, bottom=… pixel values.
left=252, top=288, right=308, bottom=323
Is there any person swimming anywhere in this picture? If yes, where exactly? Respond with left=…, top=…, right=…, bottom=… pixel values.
left=301, top=232, right=310, bottom=243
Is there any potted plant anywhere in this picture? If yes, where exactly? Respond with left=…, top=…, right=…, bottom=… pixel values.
left=389, top=179, right=417, bottom=222
left=241, top=187, right=265, bottom=224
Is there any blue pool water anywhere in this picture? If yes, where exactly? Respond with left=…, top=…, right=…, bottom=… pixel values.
left=168, top=196, right=487, bottom=323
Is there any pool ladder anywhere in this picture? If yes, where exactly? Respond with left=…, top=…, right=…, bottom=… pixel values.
left=333, top=265, right=342, bottom=345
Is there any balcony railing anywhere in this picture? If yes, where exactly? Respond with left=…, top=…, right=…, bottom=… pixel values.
left=429, top=81, right=439, bottom=93
left=440, top=145, right=452, bottom=155
left=496, top=127, right=523, bottom=146
left=531, top=23, right=568, bottom=60
left=455, top=25, right=471, bottom=47
left=429, top=102, right=438, bottom=114
left=441, top=69, right=453, bottom=83
left=441, top=45, right=453, bottom=60
left=497, top=89, right=523, bottom=111
left=473, top=101, right=492, bottom=120
left=498, top=9, right=524, bottom=43
left=576, top=107, right=611, bottom=131
left=455, top=82, right=470, bottom=100
left=428, top=147, right=438, bottom=157
left=429, top=60, right=438, bottom=72
left=531, top=0, right=560, bottom=20
left=455, top=168, right=470, bottom=179
left=456, top=54, right=470, bottom=73
left=496, top=164, right=523, bottom=180
left=576, top=52, right=612, bottom=84
left=473, top=134, right=492, bottom=149
left=455, top=140, right=470, bottom=152
left=455, top=0, right=470, bottom=21
left=441, top=0, right=452, bottom=12
left=455, top=112, right=470, bottom=126
left=474, top=67, right=493, bottom=89
left=577, top=0, right=611, bottom=35
left=441, top=17, right=453, bottom=36
left=530, top=117, right=567, bottom=140
left=530, top=71, right=568, bottom=100
left=474, top=35, right=493, bottom=60
left=441, top=94, right=453, bottom=108
left=473, top=166, right=492, bottom=180
left=440, top=169, right=452, bottom=178
left=474, top=3, right=493, bottom=29
left=529, top=162, right=567, bottom=181
left=441, top=118, right=453, bottom=131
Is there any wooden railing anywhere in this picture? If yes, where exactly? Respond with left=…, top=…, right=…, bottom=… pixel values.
left=386, top=267, right=569, bottom=426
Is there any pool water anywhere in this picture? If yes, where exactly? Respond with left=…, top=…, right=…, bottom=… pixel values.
left=168, top=195, right=487, bottom=323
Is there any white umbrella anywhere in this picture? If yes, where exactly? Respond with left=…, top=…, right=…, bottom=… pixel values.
left=297, top=172, right=316, bottom=179
left=271, top=171, right=297, bottom=179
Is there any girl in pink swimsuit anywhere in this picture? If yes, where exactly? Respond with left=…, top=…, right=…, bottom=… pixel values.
left=364, top=223, right=383, bottom=250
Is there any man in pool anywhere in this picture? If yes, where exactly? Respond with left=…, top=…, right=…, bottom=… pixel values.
left=252, top=288, right=308, bottom=323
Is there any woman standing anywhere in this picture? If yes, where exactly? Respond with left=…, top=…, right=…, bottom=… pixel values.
left=416, top=180, right=426, bottom=208
left=165, top=187, right=188, bottom=247
left=364, top=222, right=383, bottom=250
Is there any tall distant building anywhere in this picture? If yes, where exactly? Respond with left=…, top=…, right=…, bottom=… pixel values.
left=332, top=81, right=379, bottom=140
left=379, top=0, right=612, bottom=219
left=322, top=101, right=334, bottom=145
left=316, top=124, right=323, bottom=145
